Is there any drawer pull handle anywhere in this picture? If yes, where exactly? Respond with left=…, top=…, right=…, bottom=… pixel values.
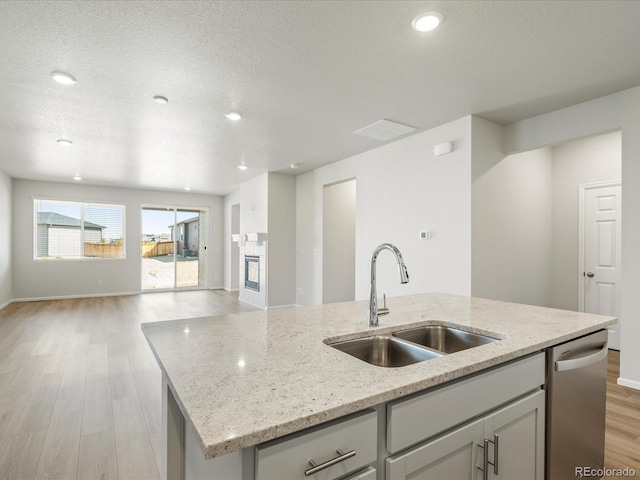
left=305, top=449, right=356, bottom=476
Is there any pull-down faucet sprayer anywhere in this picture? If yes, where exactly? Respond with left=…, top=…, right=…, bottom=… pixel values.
left=369, top=243, right=409, bottom=327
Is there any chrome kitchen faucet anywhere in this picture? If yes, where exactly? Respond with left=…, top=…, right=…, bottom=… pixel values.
left=369, top=243, right=409, bottom=327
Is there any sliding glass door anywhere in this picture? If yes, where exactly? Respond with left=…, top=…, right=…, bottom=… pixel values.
left=141, top=206, right=208, bottom=291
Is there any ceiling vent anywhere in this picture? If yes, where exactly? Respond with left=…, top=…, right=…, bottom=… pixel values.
left=353, top=119, right=416, bottom=141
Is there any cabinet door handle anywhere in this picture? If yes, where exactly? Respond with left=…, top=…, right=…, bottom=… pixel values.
left=493, top=434, right=499, bottom=475
left=483, top=439, right=490, bottom=480
left=305, top=449, right=356, bottom=477
left=481, top=436, right=499, bottom=478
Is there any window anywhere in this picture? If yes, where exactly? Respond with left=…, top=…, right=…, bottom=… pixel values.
left=34, top=199, right=125, bottom=260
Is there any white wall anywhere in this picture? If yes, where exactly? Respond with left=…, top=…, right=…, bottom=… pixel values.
left=296, top=116, right=472, bottom=306
left=550, top=131, right=622, bottom=310
left=223, top=190, right=241, bottom=291
left=322, top=179, right=356, bottom=304
left=12, top=179, right=224, bottom=300
left=267, top=173, right=296, bottom=307
left=0, top=171, right=12, bottom=308
left=239, top=174, right=268, bottom=235
left=503, top=86, right=640, bottom=390
left=471, top=117, right=553, bottom=307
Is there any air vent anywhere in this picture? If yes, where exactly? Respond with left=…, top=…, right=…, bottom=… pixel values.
left=353, top=119, right=416, bottom=141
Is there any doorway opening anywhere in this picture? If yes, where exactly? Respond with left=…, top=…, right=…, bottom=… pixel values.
left=141, top=206, right=208, bottom=291
left=322, top=178, right=356, bottom=304
left=472, top=130, right=622, bottom=346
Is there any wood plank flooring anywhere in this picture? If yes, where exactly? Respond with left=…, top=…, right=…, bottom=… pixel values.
left=0, top=293, right=638, bottom=479
left=605, top=350, right=640, bottom=478
left=0, top=290, right=257, bottom=480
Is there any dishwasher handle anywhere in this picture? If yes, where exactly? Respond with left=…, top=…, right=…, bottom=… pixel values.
left=555, top=343, right=608, bottom=372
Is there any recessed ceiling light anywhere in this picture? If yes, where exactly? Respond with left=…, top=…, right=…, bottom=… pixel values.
left=225, top=112, right=242, bottom=121
left=237, top=164, right=248, bottom=170
left=184, top=186, right=191, bottom=191
left=73, top=175, right=82, bottom=181
left=57, top=139, right=73, bottom=146
left=290, top=163, right=299, bottom=169
left=153, top=95, right=168, bottom=104
left=412, top=12, right=442, bottom=32
left=51, top=71, right=77, bottom=85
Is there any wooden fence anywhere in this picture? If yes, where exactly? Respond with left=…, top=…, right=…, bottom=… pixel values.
left=142, top=241, right=174, bottom=258
left=84, top=242, right=124, bottom=258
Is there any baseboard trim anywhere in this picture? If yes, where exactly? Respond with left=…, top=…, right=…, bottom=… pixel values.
left=12, top=291, right=139, bottom=303
left=266, top=303, right=299, bottom=310
left=0, top=299, right=12, bottom=311
left=617, top=377, right=640, bottom=391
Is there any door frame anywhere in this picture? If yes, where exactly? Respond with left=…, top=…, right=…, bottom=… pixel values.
left=577, top=180, right=621, bottom=312
left=141, top=203, right=211, bottom=292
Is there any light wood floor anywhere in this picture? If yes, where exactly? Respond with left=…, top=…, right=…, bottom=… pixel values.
left=605, top=350, right=640, bottom=477
left=0, top=294, right=639, bottom=479
left=0, top=290, right=257, bottom=480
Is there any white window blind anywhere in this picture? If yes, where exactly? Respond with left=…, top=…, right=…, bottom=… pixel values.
left=34, top=199, right=125, bottom=260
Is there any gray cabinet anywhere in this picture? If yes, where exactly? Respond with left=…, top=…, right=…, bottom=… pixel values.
left=485, top=391, right=545, bottom=480
left=255, top=409, right=377, bottom=480
left=386, top=353, right=545, bottom=455
left=386, top=390, right=545, bottom=480
left=386, top=418, right=484, bottom=479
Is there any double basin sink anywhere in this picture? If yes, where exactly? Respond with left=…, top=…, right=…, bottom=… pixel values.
left=329, top=325, right=499, bottom=368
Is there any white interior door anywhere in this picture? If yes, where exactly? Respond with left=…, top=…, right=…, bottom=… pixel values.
left=581, top=184, right=621, bottom=350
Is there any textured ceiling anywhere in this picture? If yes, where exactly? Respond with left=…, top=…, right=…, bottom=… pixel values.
left=0, top=0, right=639, bottom=195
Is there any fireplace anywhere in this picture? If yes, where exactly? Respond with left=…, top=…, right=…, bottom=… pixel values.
left=244, top=255, right=260, bottom=291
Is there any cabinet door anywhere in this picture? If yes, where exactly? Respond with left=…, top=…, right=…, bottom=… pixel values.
left=386, top=418, right=484, bottom=480
left=484, top=391, right=545, bottom=480
left=345, top=466, right=376, bottom=480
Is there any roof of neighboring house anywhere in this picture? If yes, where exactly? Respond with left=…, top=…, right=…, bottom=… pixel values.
left=169, top=216, right=199, bottom=228
left=37, top=212, right=104, bottom=230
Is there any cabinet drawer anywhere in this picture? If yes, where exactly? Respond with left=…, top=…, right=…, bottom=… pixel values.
left=387, top=352, right=545, bottom=453
left=255, top=409, right=377, bottom=480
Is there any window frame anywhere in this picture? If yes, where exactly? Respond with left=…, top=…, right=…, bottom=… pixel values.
left=33, top=197, right=127, bottom=262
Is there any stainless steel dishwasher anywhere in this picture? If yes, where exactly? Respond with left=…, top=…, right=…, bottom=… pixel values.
left=546, top=329, right=608, bottom=479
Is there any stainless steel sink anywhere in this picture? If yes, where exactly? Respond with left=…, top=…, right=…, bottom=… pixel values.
left=328, top=325, right=499, bottom=367
left=392, top=325, right=498, bottom=354
left=329, top=336, right=442, bottom=367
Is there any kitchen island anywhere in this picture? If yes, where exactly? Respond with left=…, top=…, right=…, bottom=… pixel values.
left=141, top=293, right=615, bottom=480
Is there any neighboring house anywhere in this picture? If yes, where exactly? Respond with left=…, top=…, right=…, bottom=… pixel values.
left=169, top=217, right=199, bottom=256
left=37, top=212, right=104, bottom=258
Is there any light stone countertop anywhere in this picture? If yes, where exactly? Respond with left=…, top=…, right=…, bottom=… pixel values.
left=141, top=293, right=616, bottom=460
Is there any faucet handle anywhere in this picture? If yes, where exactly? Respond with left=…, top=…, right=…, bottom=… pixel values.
left=378, top=293, right=390, bottom=316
